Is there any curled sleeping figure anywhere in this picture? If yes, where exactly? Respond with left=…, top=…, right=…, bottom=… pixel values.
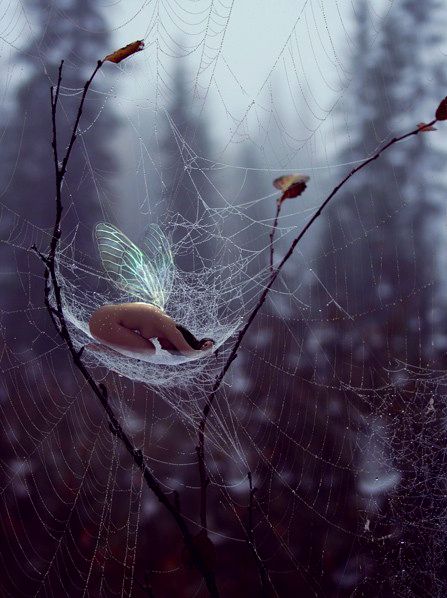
left=87, top=222, right=214, bottom=363
left=89, top=302, right=213, bottom=361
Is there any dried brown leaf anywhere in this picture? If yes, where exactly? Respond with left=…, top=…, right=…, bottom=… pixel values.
left=273, top=173, right=310, bottom=203
left=435, top=96, right=447, bottom=121
left=104, top=40, right=144, bottom=64
left=417, top=122, right=437, bottom=132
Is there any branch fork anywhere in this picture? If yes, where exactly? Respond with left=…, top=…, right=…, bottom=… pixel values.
left=37, top=58, right=220, bottom=597
left=196, top=110, right=443, bottom=593
left=36, top=50, right=445, bottom=598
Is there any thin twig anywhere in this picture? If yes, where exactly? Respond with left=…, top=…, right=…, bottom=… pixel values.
left=196, top=197, right=282, bottom=531
left=246, top=472, right=275, bottom=596
left=38, top=60, right=220, bottom=598
left=50, top=61, right=63, bottom=180
left=246, top=473, right=256, bottom=546
left=59, top=60, right=103, bottom=181
left=269, top=200, right=282, bottom=274
left=196, top=444, right=210, bottom=530
left=196, top=116, right=440, bottom=545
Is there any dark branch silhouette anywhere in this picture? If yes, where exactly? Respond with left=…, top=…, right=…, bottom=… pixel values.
left=34, top=54, right=444, bottom=597
left=246, top=472, right=276, bottom=597
left=33, top=59, right=220, bottom=598
left=269, top=200, right=282, bottom=273
left=196, top=443, right=210, bottom=531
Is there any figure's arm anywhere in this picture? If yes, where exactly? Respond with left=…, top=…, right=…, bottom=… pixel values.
left=158, top=324, right=203, bottom=356
left=138, top=306, right=209, bottom=356
left=158, top=337, right=178, bottom=354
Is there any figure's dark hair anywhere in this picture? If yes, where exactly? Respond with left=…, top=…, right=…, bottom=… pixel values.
left=176, top=325, right=214, bottom=350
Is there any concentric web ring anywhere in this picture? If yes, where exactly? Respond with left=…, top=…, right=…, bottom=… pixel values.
left=1, top=1, right=447, bottom=596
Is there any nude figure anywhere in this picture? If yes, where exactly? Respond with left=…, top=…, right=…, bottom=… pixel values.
left=88, top=302, right=214, bottom=362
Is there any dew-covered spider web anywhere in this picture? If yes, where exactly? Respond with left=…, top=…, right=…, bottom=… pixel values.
left=1, top=0, right=447, bottom=596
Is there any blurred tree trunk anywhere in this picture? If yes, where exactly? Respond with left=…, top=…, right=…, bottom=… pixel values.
left=0, top=3, right=120, bottom=596
left=309, top=1, right=447, bottom=593
left=0, top=0, right=118, bottom=356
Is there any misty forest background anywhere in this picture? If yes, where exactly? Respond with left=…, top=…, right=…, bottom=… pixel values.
left=1, top=0, right=447, bottom=596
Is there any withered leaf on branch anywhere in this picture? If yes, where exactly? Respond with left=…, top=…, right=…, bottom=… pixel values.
left=417, top=122, right=437, bottom=132
left=104, top=40, right=144, bottom=64
left=273, top=173, right=310, bottom=203
left=435, top=96, right=447, bottom=121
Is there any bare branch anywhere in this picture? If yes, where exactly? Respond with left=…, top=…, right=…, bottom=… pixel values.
left=50, top=60, right=63, bottom=183
left=269, top=200, right=282, bottom=274
left=196, top=115, right=440, bottom=543
left=30, top=243, right=49, bottom=265
left=59, top=60, right=103, bottom=181
left=246, top=472, right=256, bottom=545
left=246, top=472, right=276, bottom=597
left=196, top=443, right=210, bottom=530
left=37, top=59, right=220, bottom=598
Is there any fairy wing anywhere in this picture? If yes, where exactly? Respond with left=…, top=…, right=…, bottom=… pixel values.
left=95, top=223, right=174, bottom=310
left=142, top=224, right=175, bottom=305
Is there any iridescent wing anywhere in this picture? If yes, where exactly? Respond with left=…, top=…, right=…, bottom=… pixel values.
left=95, top=223, right=174, bottom=310
left=142, top=224, right=174, bottom=306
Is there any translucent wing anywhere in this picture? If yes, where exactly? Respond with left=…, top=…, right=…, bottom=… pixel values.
left=142, top=224, right=175, bottom=305
left=95, top=223, right=174, bottom=309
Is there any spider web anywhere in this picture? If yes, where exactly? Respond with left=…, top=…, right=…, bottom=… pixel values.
left=1, top=1, right=447, bottom=596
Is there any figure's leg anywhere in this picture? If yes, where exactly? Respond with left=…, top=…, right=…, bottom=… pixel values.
left=89, top=310, right=156, bottom=360
left=93, top=324, right=156, bottom=360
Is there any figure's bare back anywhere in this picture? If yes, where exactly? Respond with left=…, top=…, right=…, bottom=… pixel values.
left=113, top=302, right=172, bottom=336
